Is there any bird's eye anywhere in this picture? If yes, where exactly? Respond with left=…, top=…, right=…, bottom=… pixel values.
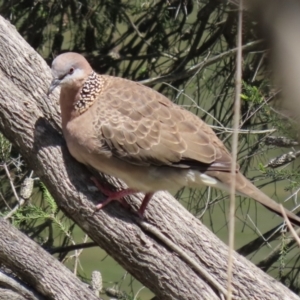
left=69, top=68, right=74, bottom=74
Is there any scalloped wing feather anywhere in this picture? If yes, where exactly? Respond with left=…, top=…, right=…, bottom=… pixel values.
left=93, top=76, right=234, bottom=170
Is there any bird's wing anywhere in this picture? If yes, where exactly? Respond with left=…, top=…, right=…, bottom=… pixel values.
left=93, top=76, right=235, bottom=171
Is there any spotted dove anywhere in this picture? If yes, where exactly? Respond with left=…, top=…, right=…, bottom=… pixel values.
left=48, top=52, right=300, bottom=225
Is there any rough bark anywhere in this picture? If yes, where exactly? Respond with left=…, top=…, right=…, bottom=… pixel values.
left=0, top=16, right=298, bottom=300
left=0, top=289, right=29, bottom=300
left=0, top=220, right=98, bottom=300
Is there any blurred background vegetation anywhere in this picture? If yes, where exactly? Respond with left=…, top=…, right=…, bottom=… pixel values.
left=1, top=0, right=300, bottom=298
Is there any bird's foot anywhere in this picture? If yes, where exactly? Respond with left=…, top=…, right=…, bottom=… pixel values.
left=91, top=177, right=155, bottom=218
left=137, top=192, right=154, bottom=218
left=91, top=177, right=137, bottom=211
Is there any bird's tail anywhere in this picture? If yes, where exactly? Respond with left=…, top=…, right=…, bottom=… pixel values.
left=204, top=170, right=300, bottom=227
left=236, top=173, right=300, bottom=227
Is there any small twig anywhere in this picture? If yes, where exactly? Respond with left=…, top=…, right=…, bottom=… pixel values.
left=122, top=10, right=177, bottom=61
left=211, top=126, right=276, bottom=135
left=49, top=241, right=97, bottom=254
left=0, top=191, right=11, bottom=211
left=246, top=215, right=272, bottom=249
left=197, top=187, right=212, bottom=219
left=3, top=163, right=20, bottom=203
left=4, top=198, right=26, bottom=220
left=5, top=172, right=34, bottom=220
left=134, top=286, right=145, bottom=300
left=140, top=40, right=263, bottom=86
left=279, top=205, right=300, bottom=247
left=251, top=52, right=266, bottom=82
left=72, top=234, right=88, bottom=275
left=257, top=228, right=300, bottom=271
left=228, top=2, right=243, bottom=299
left=136, top=218, right=230, bottom=298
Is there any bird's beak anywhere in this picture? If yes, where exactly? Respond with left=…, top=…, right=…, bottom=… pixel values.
left=47, top=78, right=61, bottom=96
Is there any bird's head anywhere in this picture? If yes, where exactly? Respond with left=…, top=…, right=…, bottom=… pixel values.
left=48, top=52, right=93, bottom=95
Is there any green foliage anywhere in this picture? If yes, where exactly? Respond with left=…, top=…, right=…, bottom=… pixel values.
left=13, top=203, right=49, bottom=225
left=40, top=182, right=57, bottom=214
left=258, top=162, right=266, bottom=173
left=13, top=182, right=72, bottom=243
left=13, top=182, right=58, bottom=224
left=241, top=81, right=264, bottom=105
left=264, top=168, right=300, bottom=191
left=279, top=230, right=288, bottom=280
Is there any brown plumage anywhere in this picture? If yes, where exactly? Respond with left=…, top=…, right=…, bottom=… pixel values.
left=48, top=52, right=300, bottom=225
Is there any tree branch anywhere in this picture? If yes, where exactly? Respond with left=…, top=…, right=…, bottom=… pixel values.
left=0, top=219, right=98, bottom=299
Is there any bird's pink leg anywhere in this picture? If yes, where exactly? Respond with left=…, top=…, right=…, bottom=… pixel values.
left=91, top=177, right=138, bottom=210
left=138, top=192, right=155, bottom=218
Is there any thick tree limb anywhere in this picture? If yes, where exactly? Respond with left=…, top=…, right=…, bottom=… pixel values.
left=0, top=269, right=42, bottom=300
left=0, top=219, right=97, bottom=300
left=0, top=16, right=298, bottom=300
